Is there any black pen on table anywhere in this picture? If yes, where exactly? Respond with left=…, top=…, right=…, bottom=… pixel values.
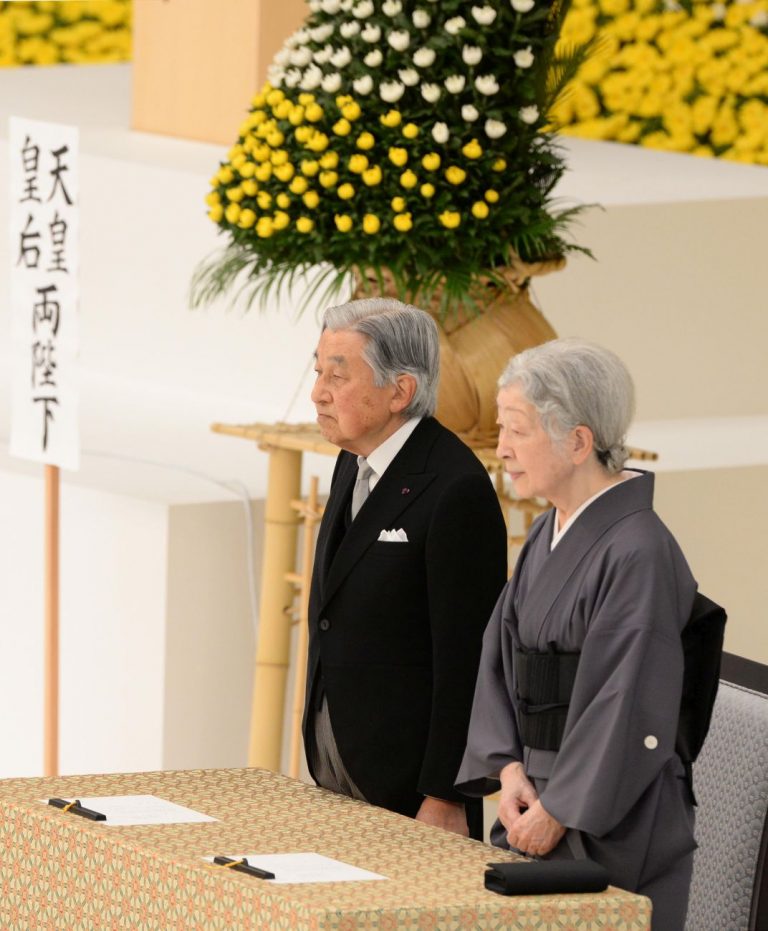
left=48, top=798, right=107, bottom=821
left=213, top=856, right=275, bottom=879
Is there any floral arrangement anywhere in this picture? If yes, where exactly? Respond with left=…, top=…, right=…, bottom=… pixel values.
left=552, top=0, right=768, bottom=164
left=195, top=0, right=589, bottom=314
left=0, top=0, right=132, bottom=68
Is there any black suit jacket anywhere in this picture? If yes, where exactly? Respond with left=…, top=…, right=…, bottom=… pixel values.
left=303, top=417, right=508, bottom=824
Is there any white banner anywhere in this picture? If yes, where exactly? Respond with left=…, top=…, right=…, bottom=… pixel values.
left=9, top=117, right=80, bottom=470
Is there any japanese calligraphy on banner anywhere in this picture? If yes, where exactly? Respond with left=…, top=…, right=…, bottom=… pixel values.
left=9, top=117, right=80, bottom=470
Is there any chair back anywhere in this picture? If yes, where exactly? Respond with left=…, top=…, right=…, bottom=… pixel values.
left=686, top=679, right=768, bottom=931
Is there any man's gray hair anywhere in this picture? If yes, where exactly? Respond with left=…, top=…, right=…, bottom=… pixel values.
left=498, top=338, right=635, bottom=474
left=322, top=297, right=440, bottom=418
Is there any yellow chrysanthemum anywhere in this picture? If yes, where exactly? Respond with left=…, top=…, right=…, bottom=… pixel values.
left=273, top=211, right=291, bottom=230
left=320, top=152, right=340, bottom=169
left=319, top=170, right=340, bottom=188
left=296, top=217, right=314, bottom=233
left=445, top=166, right=467, bottom=185
left=301, top=159, right=320, bottom=177
left=257, top=191, right=272, bottom=210
left=492, top=159, right=507, bottom=172
left=380, top=110, right=402, bottom=127
left=348, top=154, right=370, bottom=174
left=461, top=140, right=483, bottom=159
left=485, top=190, right=500, bottom=203
left=438, top=210, right=461, bottom=229
left=391, top=197, right=407, bottom=212
left=400, top=170, right=418, bottom=189
left=274, top=163, right=295, bottom=182
left=422, top=153, right=441, bottom=171
left=290, top=176, right=309, bottom=195
left=362, top=165, right=383, bottom=186
left=471, top=201, right=490, bottom=219
left=238, top=209, right=257, bottom=229
left=363, top=214, right=381, bottom=234
left=357, top=132, right=376, bottom=150
left=303, top=190, right=320, bottom=209
left=333, top=118, right=352, bottom=137
left=393, top=212, right=413, bottom=231
left=420, top=183, right=435, bottom=198
left=337, top=183, right=356, bottom=200
left=335, top=214, right=354, bottom=232
left=208, top=204, right=224, bottom=222
left=226, top=186, right=244, bottom=202
left=225, top=203, right=241, bottom=224
left=402, top=123, right=420, bottom=139
left=342, top=101, right=362, bottom=121
left=305, top=103, right=324, bottom=122
left=276, top=193, right=291, bottom=209
left=389, top=147, right=409, bottom=167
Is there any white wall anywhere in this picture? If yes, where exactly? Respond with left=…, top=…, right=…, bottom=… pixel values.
left=0, top=471, right=167, bottom=778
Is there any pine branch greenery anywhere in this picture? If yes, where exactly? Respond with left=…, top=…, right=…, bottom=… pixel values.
left=192, top=0, right=592, bottom=317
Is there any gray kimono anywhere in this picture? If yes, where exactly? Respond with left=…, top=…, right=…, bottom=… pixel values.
left=457, top=472, right=697, bottom=929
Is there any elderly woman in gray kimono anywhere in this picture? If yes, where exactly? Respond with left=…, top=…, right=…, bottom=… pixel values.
left=456, top=339, right=697, bottom=930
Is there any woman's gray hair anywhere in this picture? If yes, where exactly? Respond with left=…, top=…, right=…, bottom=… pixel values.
left=322, top=297, right=440, bottom=418
left=498, top=338, right=635, bottom=474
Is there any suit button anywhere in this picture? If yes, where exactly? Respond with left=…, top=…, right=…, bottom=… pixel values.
left=319, top=618, right=331, bottom=631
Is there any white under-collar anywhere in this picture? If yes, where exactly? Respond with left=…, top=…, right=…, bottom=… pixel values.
left=550, top=470, right=642, bottom=550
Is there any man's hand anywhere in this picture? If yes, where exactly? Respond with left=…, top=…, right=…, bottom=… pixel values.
left=505, top=799, right=566, bottom=857
left=415, top=796, right=469, bottom=836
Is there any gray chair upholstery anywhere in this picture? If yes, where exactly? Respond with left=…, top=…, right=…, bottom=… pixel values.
left=686, top=681, right=768, bottom=931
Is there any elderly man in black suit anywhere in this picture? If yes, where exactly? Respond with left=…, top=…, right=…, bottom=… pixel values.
left=303, top=297, right=507, bottom=838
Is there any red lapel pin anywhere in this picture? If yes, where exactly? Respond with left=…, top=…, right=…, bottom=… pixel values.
left=401, top=487, right=410, bottom=495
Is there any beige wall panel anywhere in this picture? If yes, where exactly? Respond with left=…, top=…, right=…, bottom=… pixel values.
left=132, top=0, right=307, bottom=145
left=163, top=499, right=264, bottom=770
left=535, top=197, right=768, bottom=421
left=654, top=466, right=768, bottom=665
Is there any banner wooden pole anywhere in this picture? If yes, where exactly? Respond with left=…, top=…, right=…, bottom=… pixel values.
left=43, top=464, right=60, bottom=777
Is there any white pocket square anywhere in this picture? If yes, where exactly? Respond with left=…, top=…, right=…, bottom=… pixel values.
left=378, top=528, right=409, bottom=542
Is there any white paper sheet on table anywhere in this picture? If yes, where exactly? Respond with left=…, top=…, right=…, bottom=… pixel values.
left=41, top=795, right=217, bottom=826
left=204, top=852, right=387, bottom=884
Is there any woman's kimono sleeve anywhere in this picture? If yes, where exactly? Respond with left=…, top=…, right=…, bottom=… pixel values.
left=455, top=583, right=524, bottom=796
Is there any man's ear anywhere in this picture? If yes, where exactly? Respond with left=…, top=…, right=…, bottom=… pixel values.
left=571, top=425, right=595, bottom=465
left=390, top=374, right=418, bottom=414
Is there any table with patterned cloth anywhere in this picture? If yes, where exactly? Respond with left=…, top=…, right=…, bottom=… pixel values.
left=0, top=767, right=651, bottom=930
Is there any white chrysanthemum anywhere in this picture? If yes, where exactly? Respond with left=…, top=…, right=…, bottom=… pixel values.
left=290, top=46, right=313, bottom=67
left=331, top=47, right=352, bottom=68
left=462, top=46, right=483, bottom=66
left=353, top=74, right=374, bottom=94
left=310, top=23, right=335, bottom=42
left=364, top=49, right=383, bottom=67
left=352, top=0, right=374, bottom=17
left=413, top=9, right=431, bottom=27
left=445, top=16, right=466, bottom=34
left=314, top=45, right=334, bottom=64
left=300, top=64, right=323, bottom=90
left=510, top=0, right=534, bottom=11
left=461, top=104, right=479, bottom=121
left=709, top=1, right=726, bottom=19
left=514, top=46, right=534, bottom=68
left=399, top=68, right=420, bottom=86
left=284, top=69, right=302, bottom=88
left=471, top=5, right=497, bottom=24
left=340, top=0, right=354, bottom=9
left=750, top=9, right=768, bottom=25
left=520, top=105, right=539, bottom=124
left=475, top=74, right=500, bottom=95
left=322, top=72, right=343, bottom=92
left=413, top=47, right=436, bottom=67
left=485, top=119, right=507, bottom=138
left=321, top=0, right=342, bottom=11
left=421, top=83, right=441, bottom=102
left=294, top=28, right=310, bottom=44
left=309, top=0, right=322, bottom=10
left=382, top=0, right=402, bottom=13
left=445, top=75, right=466, bottom=93
left=388, top=29, right=411, bottom=50
left=362, top=23, right=382, bottom=42
left=380, top=80, right=406, bottom=102
left=274, top=47, right=291, bottom=66
left=432, top=122, right=449, bottom=143
left=267, top=65, right=285, bottom=86
left=340, top=21, right=361, bottom=38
